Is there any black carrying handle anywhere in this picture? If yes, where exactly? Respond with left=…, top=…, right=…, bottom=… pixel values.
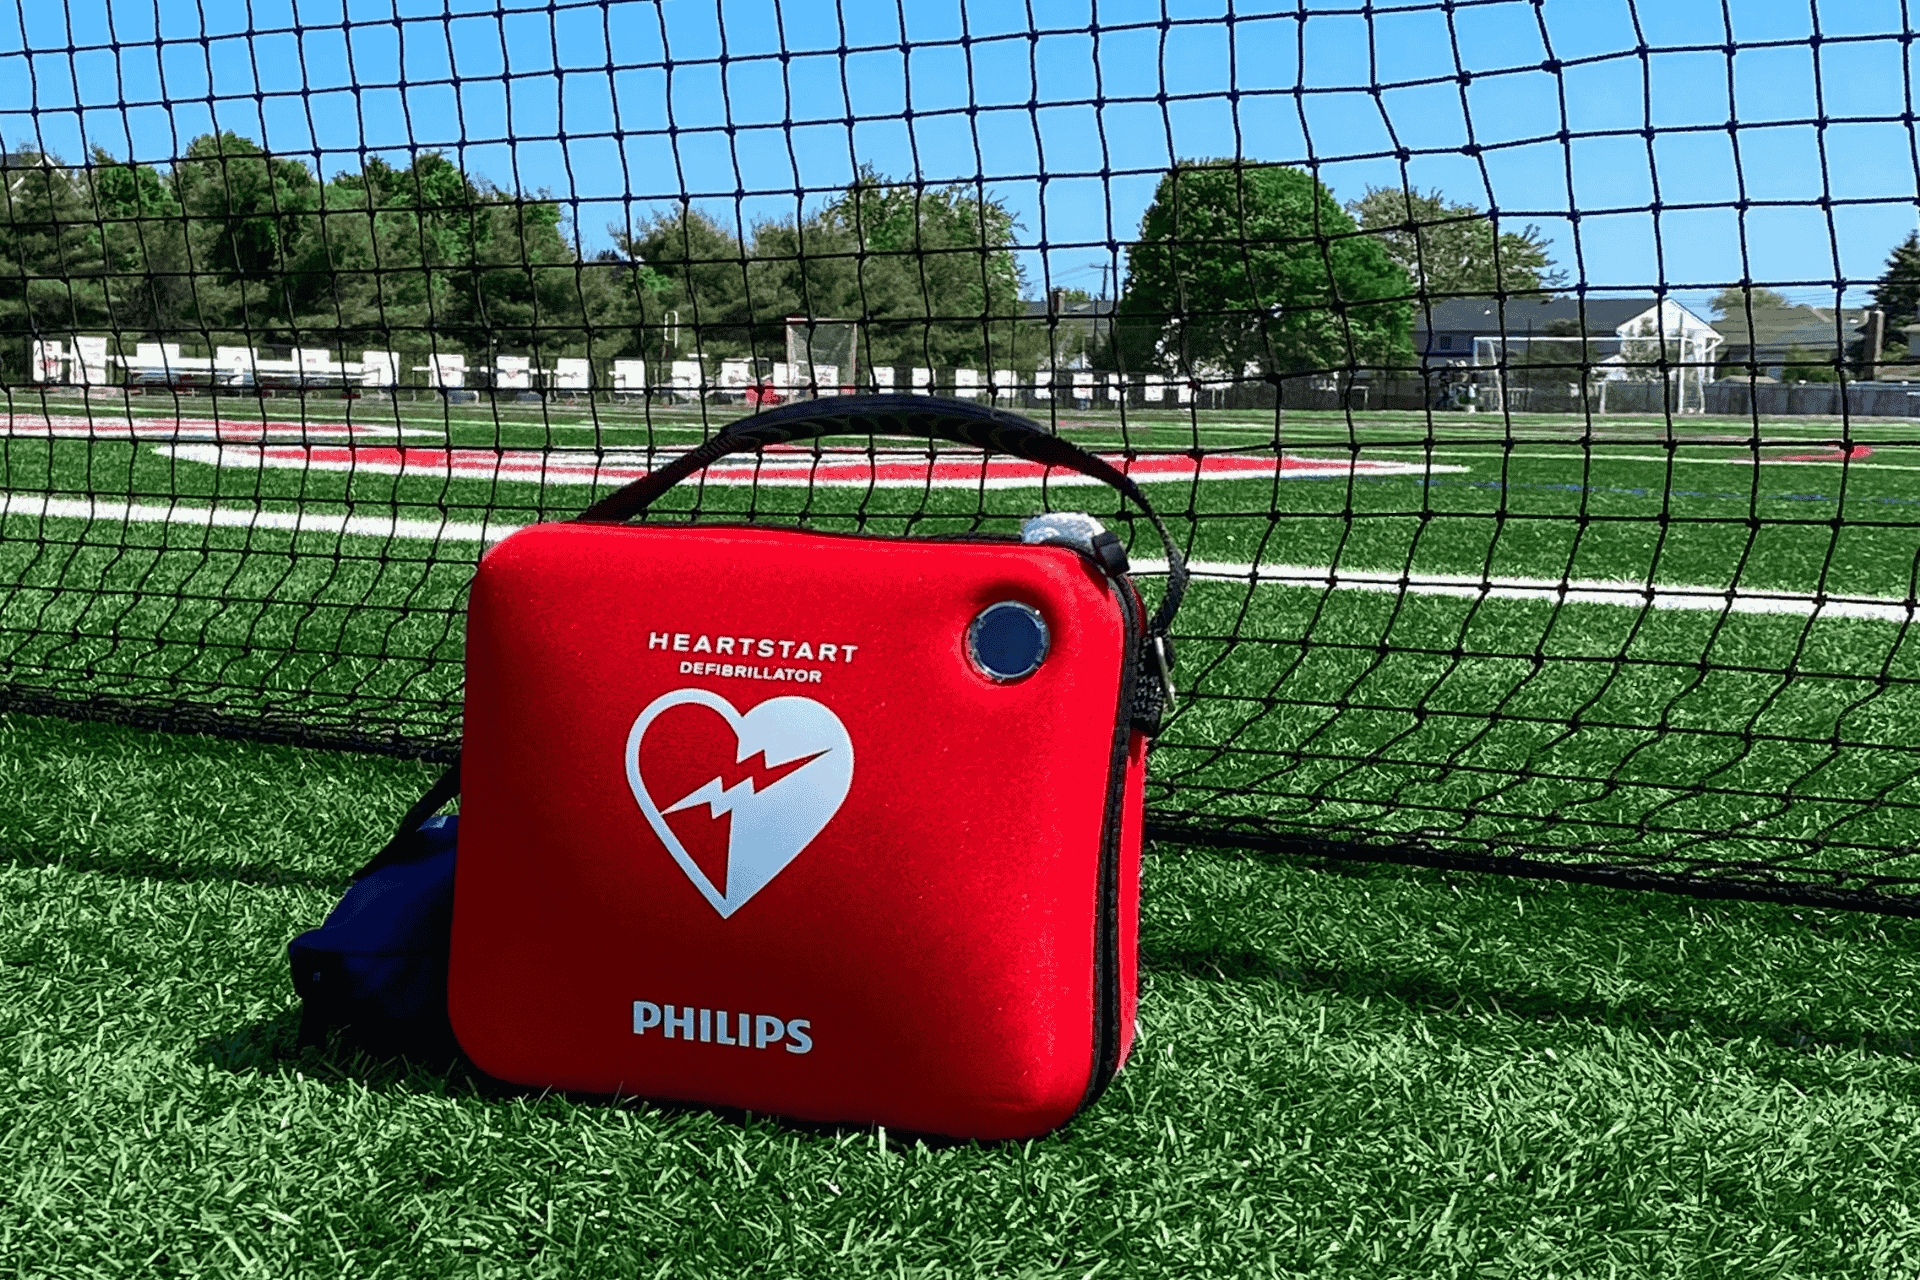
left=579, top=393, right=1188, bottom=637
left=357, top=394, right=1187, bottom=878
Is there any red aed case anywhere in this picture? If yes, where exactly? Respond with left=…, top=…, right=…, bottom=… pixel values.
left=444, top=396, right=1186, bottom=1140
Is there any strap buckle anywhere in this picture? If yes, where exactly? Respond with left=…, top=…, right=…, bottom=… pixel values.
left=1133, top=633, right=1178, bottom=735
left=1149, top=633, right=1177, bottom=716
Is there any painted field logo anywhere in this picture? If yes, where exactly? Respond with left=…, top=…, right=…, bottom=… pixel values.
left=625, top=689, right=854, bottom=917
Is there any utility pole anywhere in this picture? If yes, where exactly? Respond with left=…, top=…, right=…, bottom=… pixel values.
left=1863, top=308, right=1886, bottom=380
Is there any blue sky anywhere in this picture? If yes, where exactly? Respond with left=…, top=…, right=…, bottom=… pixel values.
left=3, top=0, right=1917, bottom=316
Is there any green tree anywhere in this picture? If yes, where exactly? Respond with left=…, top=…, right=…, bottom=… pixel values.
left=619, top=204, right=754, bottom=360
left=788, top=171, right=1031, bottom=370
left=1346, top=186, right=1564, bottom=299
left=1873, top=232, right=1920, bottom=331
left=435, top=195, right=610, bottom=359
left=0, top=152, right=113, bottom=351
left=83, top=151, right=198, bottom=337
left=0, top=133, right=698, bottom=376
left=167, top=132, right=321, bottom=340
left=1781, top=344, right=1840, bottom=382
left=1113, top=160, right=1414, bottom=377
left=1708, top=285, right=1789, bottom=319
left=621, top=170, right=1035, bottom=374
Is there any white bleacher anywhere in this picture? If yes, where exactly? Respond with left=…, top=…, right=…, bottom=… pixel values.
left=612, top=359, right=647, bottom=392
left=495, top=356, right=531, bottom=391
left=551, top=358, right=591, bottom=391
left=360, top=351, right=398, bottom=388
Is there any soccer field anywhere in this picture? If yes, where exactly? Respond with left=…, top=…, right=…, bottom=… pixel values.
left=4, top=711, right=1919, bottom=1275
left=1, top=397, right=1917, bottom=895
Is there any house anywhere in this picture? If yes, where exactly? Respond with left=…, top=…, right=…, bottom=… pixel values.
left=1414, top=296, right=1723, bottom=370
left=1709, top=302, right=1865, bottom=378
left=1024, top=291, right=1113, bottom=368
left=1414, top=295, right=1724, bottom=413
left=2, top=151, right=51, bottom=197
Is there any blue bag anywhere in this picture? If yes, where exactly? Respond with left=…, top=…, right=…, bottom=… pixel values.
left=288, top=801, right=461, bottom=1058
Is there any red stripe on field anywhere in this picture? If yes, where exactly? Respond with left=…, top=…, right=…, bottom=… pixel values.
left=158, top=444, right=1458, bottom=486
left=1770, top=444, right=1874, bottom=463
left=3, top=414, right=381, bottom=440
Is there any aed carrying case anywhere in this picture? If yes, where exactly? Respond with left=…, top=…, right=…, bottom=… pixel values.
left=431, top=395, right=1186, bottom=1139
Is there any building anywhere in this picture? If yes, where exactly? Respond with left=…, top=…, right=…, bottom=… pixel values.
left=1414, top=295, right=1723, bottom=412
left=1414, top=296, right=1722, bottom=368
left=2, top=151, right=51, bottom=197
left=1023, top=291, right=1113, bottom=368
left=1709, top=302, right=1866, bottom=379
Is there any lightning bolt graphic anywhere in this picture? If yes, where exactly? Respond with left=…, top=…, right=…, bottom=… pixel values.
left=664, top=747, right=831, bottom=819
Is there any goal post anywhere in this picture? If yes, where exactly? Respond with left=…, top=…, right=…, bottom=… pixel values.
left=784, top=317, right=858, bottom=396
left=1472, top=332, right=1719, bottom=415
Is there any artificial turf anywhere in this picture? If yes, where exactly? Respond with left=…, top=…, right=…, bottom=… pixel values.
left=4, top=710, right=1920, bottom=1277
left=0, top=395, right=1915, bottom=887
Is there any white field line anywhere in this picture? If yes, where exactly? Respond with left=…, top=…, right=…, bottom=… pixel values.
left=1132, top=559, right=1920, bottom=624
left=0, top=493, right=520, bottom=544
left=2, top=491, right=1914, bottom=625
left=1364, top=447, right=1920, bottom=472
left=0, top=412, right=444, bottom=441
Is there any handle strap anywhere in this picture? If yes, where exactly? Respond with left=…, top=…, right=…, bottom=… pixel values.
left=359, top=394, right=1188, bottom=871
left=352, top=757, right=460, bottom=880
left=578, top=394, right=1189, bottom=637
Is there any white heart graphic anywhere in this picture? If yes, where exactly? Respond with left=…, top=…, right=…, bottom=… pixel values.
left=625, top=688, right=854, bottom=918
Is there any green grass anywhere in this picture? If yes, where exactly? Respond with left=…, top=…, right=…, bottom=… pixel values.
left=5, top=710, right=1920, bottom=1276
left=0, top=398, right=1918, bottom=881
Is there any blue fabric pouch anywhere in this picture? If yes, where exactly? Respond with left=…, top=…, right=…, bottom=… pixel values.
left=288, top=813, right=459, bottom=1058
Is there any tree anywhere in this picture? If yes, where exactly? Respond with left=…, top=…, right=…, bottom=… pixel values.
left=1781, top=344, right=1840, bottom=382
left=289, top=153, right=484, bottom=348
left=763, top=171, right=1032, bottom=369
left=1873, top=231, right=1920, bottom=331
left=1346, top=186, right=1564, bottom=299
left=82, top=151, right=196, bottom=337
left=620, top=169, right=1035, bottom=371
left=168, top=132, right=322, bottom=341
left=618, top=204, right=754, bottom=360
left=1708, top=285, right=1789, bottom=319
left=1113, top=160, right=1414, bottom=377
left=0, top=151, right=114, bottom=347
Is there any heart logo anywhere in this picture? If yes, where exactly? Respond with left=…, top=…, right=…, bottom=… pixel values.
left=625, top=689, right=854, bottom=918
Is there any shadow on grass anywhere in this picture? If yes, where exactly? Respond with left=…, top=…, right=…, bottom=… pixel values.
left=0, top=841, right=347, bottom=889
left=195, top=1006, right=488, bottom=1092
left=1144, top=941, right=1920, bottom=1064
left=193, top=1007, right=982, bottom=1146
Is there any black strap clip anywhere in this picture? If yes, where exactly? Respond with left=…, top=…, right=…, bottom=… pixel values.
left=1132, top=634, right=1178, bottom=735
left=1090, top=529, right=1130, bottom=578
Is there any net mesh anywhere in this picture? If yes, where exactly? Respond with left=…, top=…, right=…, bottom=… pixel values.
left=3, top=0, right=1919, bottom=912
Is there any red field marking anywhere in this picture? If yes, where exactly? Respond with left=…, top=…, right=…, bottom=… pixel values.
left=157, top=443, right=1466, bottom=488
left=1, top=413, right=411, bottom=440
left=1770, top=444, right=1874, bottom=463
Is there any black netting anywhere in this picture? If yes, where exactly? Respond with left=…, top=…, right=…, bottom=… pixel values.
left=4, top=0, right=1919, bottom=912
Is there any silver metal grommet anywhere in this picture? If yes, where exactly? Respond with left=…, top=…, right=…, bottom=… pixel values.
left=967, top=601, right=1050, bottom=682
